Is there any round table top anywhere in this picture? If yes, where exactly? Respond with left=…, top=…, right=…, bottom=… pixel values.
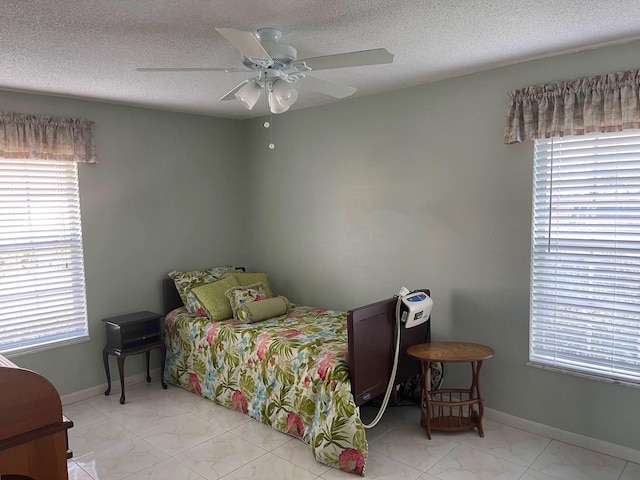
left=407, top=342, right=495, bottom=363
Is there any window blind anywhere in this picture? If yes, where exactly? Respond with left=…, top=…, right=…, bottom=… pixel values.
left=531, top=131, right=640, bottom=385
left=0, top=158, right=88, bottom=355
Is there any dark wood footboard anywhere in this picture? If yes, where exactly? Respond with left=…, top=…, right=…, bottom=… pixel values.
left=347, top=293, right=431, bottom=406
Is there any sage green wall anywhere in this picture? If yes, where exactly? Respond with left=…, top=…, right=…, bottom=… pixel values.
left=0, top=90, right=248, bottom=395
left=3, top=38, right=640, bottom=452
left=243, top=41, right=640, bottom=451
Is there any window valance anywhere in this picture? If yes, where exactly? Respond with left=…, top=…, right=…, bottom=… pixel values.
left=0, top=112, right=96, bottom=163
left=504, top=69, right=640, bottom=144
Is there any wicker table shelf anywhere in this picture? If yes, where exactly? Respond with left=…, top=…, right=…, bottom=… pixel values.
left=407, top=342, right=494, bottom=439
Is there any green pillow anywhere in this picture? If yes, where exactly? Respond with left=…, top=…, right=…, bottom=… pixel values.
left=222, top=271, right=273, bottom=298
left=168, top=266, right=236, bottom=314
left=191, top=275, right=240, bottom=321
left=236, top=296, right=290, bottom=323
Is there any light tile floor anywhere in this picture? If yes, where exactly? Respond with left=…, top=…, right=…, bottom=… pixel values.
left=63, top=382, right=639, bottom=480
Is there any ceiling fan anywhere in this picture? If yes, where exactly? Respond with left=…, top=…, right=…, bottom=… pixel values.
left=137, top=27, right=394, bottom=114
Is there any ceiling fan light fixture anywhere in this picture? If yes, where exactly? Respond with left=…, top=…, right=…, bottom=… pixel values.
left=271, top=78, right=298, bottom=107
left=268, top=90, right=291, bottom=114
left=235, top=80, right=262, bottom=110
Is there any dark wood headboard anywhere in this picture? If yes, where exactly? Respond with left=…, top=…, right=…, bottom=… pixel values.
left=163, top=278, right=183, bottom=315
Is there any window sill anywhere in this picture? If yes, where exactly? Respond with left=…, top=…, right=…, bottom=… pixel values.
left=2, top=335, right=91, bottom=359
left=527, top=361, right=640, bottom=389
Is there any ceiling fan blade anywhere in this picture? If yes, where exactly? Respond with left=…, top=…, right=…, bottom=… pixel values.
left=294, top=75, right=356, bottom=99
left=215, top=27, right=273, bottom=63
left=219, top=81, right=251, bottom=101
left=293, top=48, right=393, bottom=71
left=137, top=67, right=250, bottom=72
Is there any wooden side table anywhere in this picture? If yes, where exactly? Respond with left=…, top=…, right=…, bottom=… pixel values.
left=407, top=342, right=494, bottom=439
left=102, top=311, right=167, bottom=404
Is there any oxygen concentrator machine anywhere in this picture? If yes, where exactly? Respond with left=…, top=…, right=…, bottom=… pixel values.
left=398, top=288, right=433, bottom=329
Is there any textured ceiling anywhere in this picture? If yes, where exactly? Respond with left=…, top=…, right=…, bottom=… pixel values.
left=2, top=1, right=640, bottom=119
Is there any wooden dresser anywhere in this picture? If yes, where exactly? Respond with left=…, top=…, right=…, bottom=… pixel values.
left=0, top=354, right=73, bottom=479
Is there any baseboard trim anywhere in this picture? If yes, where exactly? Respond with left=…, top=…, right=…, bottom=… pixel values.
left=61, top=378, right=640, bottom=464
left=60, top=368, right=161, bottom=405
left=485, top=407, right=640, bottom=464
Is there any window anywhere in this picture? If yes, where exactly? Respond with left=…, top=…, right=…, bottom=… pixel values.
left=530, top=130, right=640, bottom=385
left=0, top=159, right=89, bottom=355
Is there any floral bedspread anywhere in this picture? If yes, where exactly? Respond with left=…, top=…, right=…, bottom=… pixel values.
left=164, top=305, right=368, bottom=475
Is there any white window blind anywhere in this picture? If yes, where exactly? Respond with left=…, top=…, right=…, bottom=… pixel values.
left=530, top=130, right=640, bottom=385
left=0, top=158, right=88, bottom=355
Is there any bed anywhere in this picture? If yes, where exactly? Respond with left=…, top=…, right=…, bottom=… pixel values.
left=161, top=269, right=430, bottom=475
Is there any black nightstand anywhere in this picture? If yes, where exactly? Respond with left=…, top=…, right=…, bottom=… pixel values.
left=102, top=311, right=167, bottom=404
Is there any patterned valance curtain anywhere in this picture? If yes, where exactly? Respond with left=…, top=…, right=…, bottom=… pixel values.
left=0, top=112, right=96, bottom=163
left=504, top=69, right=640, bottom=144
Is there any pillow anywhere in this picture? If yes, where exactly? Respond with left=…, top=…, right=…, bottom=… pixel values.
left=191, top=275, right=240, bottom=321
left=169, top=266, right=236, bottom=314
left=236, top=296, right=290, bottom=323
left=221, top=271, right=273, bottom=298
left=224, top=282, right=268, bottom=318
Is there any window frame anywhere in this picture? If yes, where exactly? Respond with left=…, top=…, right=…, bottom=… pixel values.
left=530, top=130, right=640, bottom=387
left=0, top=158, right=89, bottom=356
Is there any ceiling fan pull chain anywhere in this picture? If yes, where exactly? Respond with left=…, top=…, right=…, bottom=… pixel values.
left=268, top=109, right=275, bottom=150
left=263, top=92, right=275, bottom=150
